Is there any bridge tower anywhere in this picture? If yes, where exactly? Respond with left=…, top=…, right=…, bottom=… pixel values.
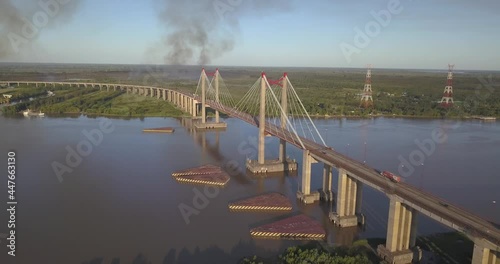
left=215, top=69, right=220, bottom=124
left=279, top=73, right=289, bottom=163
left=194, top=68, right=227, bottom=129
left=360, top=65, right=374, bottom=108
left=440, top=64, right=454, bottom=107
left=246, top=72, right=298, bottom=174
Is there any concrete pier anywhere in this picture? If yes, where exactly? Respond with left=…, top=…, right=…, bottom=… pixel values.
left=246, top=158, right=298, bottom=174
left=472, top=245, right=499, bottom=264
left=377, top=197, right=418, bottom=264
left=296, top=149, right=320, bottom=204
left=329, top=169, right=364, bottom=227
left=320, top=164, right=334, bottom=201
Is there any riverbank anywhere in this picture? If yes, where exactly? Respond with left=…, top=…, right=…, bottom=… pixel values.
left=239, top=231, right=477, bottom=264
left=240, top=240, right=376, bottom=264
left=4, top=109, right=499, bottom=121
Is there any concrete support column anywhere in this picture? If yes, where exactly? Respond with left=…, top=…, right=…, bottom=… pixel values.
left=409, top=209, right=418, bottom=248
left=301, top=149, right=312, bottom=196
left=377, top=197, right=415, bottom=264
left=329, top=169, right=363, bottom=227
left=337, top=169, right=348, bottom=217
left=279, top=73, right=288, bottom=162
left=258, top=73, right=266, bottom=164
left=107, top=86, right=110, bottom=92
left=192, top=99, right=197, bottom=117
left=184, top=95, right=188, bottom=112
left=295, top=150, right=319, bottom=204
left=321, top=164, right=333, bottom=201
left=215, top=69, right=220, bottom=123
left=355, top=181, right=363, bottom=215
left=163, top=90, right=166, bottom=100
left=472, top=246, right=498, bottom=264
left=183, top=95, right=186, bottom=110
left=201, top=70, right=207, bottom=124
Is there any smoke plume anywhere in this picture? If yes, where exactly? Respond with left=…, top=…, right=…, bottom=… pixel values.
left=155, top=0, right=291, bottom=65
left=0, top=0, right=82, bottom=59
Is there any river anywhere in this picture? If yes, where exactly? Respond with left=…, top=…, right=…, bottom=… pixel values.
left=0, top=115, right=498, bottom=263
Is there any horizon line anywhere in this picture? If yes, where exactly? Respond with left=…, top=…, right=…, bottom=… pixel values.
left=0, top=62, right=499, bottom=72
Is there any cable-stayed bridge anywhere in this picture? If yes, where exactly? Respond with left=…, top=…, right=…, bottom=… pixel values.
left=2, top=70, right=499, bottom=264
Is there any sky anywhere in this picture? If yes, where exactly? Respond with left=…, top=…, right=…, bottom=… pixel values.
left=0, top=0, right=499, bottom=70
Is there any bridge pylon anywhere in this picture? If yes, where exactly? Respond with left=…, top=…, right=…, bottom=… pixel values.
left=246, top=72, right=298, bottom=174
left=194, top=68, right=227, bottom=130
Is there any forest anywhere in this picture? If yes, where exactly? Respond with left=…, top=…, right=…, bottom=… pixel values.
left=1, top=66, right=499, bottom=118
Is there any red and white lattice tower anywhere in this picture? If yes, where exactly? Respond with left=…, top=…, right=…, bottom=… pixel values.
left=440, top=64, right=454, bottom=107
left=360, top=65, right=373, bottom=108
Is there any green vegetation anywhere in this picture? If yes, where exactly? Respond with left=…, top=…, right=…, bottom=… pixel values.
left=1, top=65, right=499, bottom=118
left=1, top=86, right=184, bottom=117
left=240, top=240, right=375, bottom=264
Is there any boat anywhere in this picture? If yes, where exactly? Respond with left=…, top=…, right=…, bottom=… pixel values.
left=23, top=109, right=45, bottom=117
left=472, top=116, right=496, bottom=121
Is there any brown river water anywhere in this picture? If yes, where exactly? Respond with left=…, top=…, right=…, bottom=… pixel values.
left=0, top=115, right=498, bottom=263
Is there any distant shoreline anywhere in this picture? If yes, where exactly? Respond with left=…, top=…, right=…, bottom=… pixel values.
left=4, top=110, right=497, bottom=121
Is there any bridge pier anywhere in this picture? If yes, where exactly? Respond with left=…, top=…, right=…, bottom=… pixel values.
left=329, top=169, right=365, bottom=227
left=296, top=149, right=320, bottom=203
left=192, top=99, right=197, bottom=117
left=377, top=197, right=419, bottom=264
left=472, top=244, right=499, bottom=264
left=320, top=164, right=334, bottom=201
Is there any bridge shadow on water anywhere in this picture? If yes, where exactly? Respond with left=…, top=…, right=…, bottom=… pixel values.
left=79, top=239, right=293, bottom=264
